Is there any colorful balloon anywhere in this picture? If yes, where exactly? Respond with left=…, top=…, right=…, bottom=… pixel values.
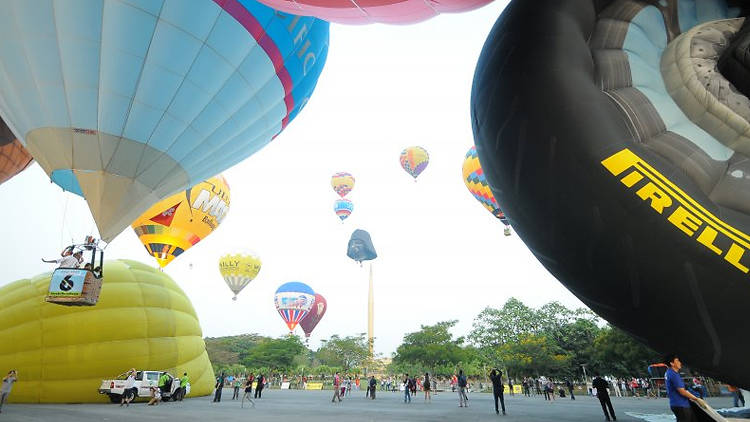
left=0, top=1, right=329, bottom=242
left=256, top=0, right=493, bottom=25
left=0, top=118, right=32, bottom=186
left=400, top=146, right=429, bottom=180
left=462, top=146, right=511, bottom=236
left=299, top=293, right=327, bottom=339
left=334, top=198, right=354, bottom=221
left=132, top=175, right=230, bottom=268
left=331, top=172, right=355, bottom=197
left=218, top=252, right=262, bottom=300
left=274, top=282, right=315, bottom=333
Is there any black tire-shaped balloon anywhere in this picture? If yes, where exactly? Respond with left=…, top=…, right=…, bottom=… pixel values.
left=472, top=0, right=750, bottom=387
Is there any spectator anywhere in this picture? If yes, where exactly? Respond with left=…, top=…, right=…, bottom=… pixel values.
left=729, top=385, right=745, bottom=408
left=147, top=386, right=161, bottom=406
left=404, top=373, right=412, bottom=403
left=332, top=372, right=342, bottom=403
left=490, top=369, right=506, bottom=415
left=457, top=369, right=468, bottom=408
left=423, top=373, right=432, bottom=402
left=232, top=376, right=241, bottom=400
left=369, top=375, right=377, bottom=400
left=664, top=354, right=700, bottom=422
left=566, top=379, right=575, bottom=400
left=254, top=374, right=264, bottom=399
left=179, top=372, right=189, bottom=401
left=120, top=369, right=136, bottom=407
left=593, top=374, right=616, bottom=421
left=0, top=370, right=17, bottom=414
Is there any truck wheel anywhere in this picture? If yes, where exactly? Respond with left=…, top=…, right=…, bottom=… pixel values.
left=108, top=393, right=122, bottom=403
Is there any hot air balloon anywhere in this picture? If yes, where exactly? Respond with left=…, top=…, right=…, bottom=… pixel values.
left=331, top=172, right=355, bottom=197
left=462, top=146, right=511, bottom=236
left=0, top=1, right=329, bottom=242
left=274, top=282, right=315, bottom=333
left=347, top=229, right=377, bottom=265
left=471, top=0, right=750, bottom=388
left=256, top=0, right=493, bottom=25
left=334, top=198, right=354, bottom=221
left=218, top=251, right=262, bottom=300
left=0, top=117, right=32, bottom=186
left=399, top=146, right=429, bottom=181
left=132, top=175, right=230, bottom=268
left=299, top=293, right=327, bottom=340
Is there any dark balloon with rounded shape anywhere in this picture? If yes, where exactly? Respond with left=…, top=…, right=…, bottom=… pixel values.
left=299, top=293, right=327, bottom=339
left=472, top=0, right=750, bottom=388
left=0, top=118, right=32, bottom=186
left=347, top=229, right=377, bottom=264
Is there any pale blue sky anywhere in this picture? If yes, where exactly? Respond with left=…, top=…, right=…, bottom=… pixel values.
left=0, top=1, right=589, bottom=356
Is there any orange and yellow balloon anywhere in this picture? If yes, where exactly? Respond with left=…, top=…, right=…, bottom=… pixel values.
left=462, top=146, right=511, bottom=236
left=399, top=146, right=429, bottom=180
left=131, top=175, right=230, bottom=268
left=331, top=172, right=355, bottom=197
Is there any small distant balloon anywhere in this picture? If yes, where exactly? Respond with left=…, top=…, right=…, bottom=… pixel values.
left=219, top=252, right=262, bottom=300
left=400, top=146, right=429, bottom=180
left=462, top=146, right=511, bottom=236
left=331, top=172, right=355, bottom=197
left=334, top=198, right=354, bottom=221
left=274, top=282, right=316, bottom=333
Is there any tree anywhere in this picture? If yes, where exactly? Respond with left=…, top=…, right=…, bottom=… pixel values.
left=240, top=336, right=306, bottom=372
left=469, top=298, right=540, bottom=348
left=392, top=321, right=468, bottom=374
left=591, top=326, right=660, bottom=378
left=315, top=334, right=369, bottom=372
left=499, top=334, right=571, bottom=378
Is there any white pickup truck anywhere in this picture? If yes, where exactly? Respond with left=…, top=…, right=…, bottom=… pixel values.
left=98, top=370, right=182, bottom=403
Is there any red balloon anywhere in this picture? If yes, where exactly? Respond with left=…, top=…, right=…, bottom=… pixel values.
left=299, top=294, right=327, bottom=338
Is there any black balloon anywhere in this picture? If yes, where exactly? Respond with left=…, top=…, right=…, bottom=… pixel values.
left=347, top=229, right=377, bottom=264
left=472, top=0, right=750, bottom=387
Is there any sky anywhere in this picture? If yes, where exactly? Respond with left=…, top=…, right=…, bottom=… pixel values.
left=0, top=0, right=590, bottom=357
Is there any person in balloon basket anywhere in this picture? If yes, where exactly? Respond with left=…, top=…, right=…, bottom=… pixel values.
left=42, top=248, right=83, bottom=268
left=593, top=374, right=616, bottom=421
left=332, top=372, right=342, bottom=403
left=664, top=354, right=702, bottom=422
left=0, top=370, right=17, bottom=414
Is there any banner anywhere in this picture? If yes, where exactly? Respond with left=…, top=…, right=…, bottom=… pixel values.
left=48, top=269, right=87, bottom=297
left=305, top=382, right=323, bottom=390
left=513, top=385, right=522, bottom=394
left=281, top=382, right=290, bottom=390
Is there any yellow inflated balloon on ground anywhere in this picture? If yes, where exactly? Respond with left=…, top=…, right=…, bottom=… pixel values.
left=132, top=175, right=230, bottom=268
left=0, top=259, right=215, bottom=403
left=219, top=252, right=262, bottom=300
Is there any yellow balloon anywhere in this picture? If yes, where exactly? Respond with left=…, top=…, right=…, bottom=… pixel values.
left=218, top=252, right=262, bottom=300
left=132, top=175, right=230, bottom=268
left=0, top=259, right=215, bottom=403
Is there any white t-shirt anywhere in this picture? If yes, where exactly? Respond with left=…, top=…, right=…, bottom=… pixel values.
left=1, top=377, right=16, bottom=393
left=56, top=255, right=81, bottom=268
left=124, top=375, right=135, bottom=389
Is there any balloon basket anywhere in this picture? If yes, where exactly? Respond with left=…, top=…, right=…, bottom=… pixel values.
left=45, top=269, right=102, bottom=306
left=503, top=227, right=511, bottom=237
left=232, top=296, right=237, bottom=301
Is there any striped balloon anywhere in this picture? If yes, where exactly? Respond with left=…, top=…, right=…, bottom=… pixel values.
left=331, top=172, right=355, bottom=197
left=218, top=251, right=262, bottom=300
left=400, top=146, right=429, bottom=180
left=333, top=198, right=354, bottom=221
left=462, top=146, right=510, bottom=235
left=0, top=0, right=329, bottom=241
left=274, top=282, right=315, bottom=333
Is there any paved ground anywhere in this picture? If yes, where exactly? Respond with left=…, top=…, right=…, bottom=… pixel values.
left=0, top=389, right=739, bottom=422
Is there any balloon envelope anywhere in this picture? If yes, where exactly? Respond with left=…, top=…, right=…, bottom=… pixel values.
left=400, top=146, right=429, bottom=180
left=0, top=118, right=32, bottom=186
left=462, top=146, right=509, bottom=226
left=0, top=0, right=329, bottom=241
left=331, top=172, right=355, bottom=197
left=132, top=175, right=230, bottom=268
left=256, top=0, right=493, bottom=25
left=347, top=229, right=377, bottom=263
left=299, top=293, right=327, bottom=338
left=334, top=198, right=354, bottom=221
left=274, top=282, right=315, bottom=332
left=218, top=251, right=262, bottom=300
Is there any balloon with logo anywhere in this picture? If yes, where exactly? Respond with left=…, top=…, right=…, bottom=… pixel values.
left=400, top=146, right=429, bottom=181
left=0, top=117, right=32, bottom=186
left=331, top=172, right=355, bottom=198
left=0, top=1, right=329, bottom=242
left=333, top=198, right=354, bottom=222
left=256, top=0, right=493, bottom=24
left=274, top=282, right=315, bottom=333
left=299, top=293, right=327, bottom=340
left=218, top=251, right=262, bottom=300
left=462, top=146, right=511, bottom=236
left=131, top=175, right=230, bottom=268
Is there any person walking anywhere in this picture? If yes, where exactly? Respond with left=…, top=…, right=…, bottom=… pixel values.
left=490, top=369, right=506, bottom=415
left=403, top=374, right=412, bottom=403
left=664, top=354, right=701, bottom=421
left=242, top=374, right=255, bottom=408
left=0, top=370, right=17, bottom=414
left=213, top=372, right=225, bottom=402
left=120, top=369, right=136, bottom=407
left=508, top=377, right=514, bottom=397
left=369, top=375, right=377, bottom=400
left=332, top=372, right=342, bottom=403
left=566, top=379, right=575, bottom=400
left=232, top=376, right=241, bottom=400
left=423, top=373, right=432, bottom=402
left=457, top=369, right=468, bottom=408
left=254, top=374, right=264, bottom=399
left=593, top=374, right=616, bottom=421
left=346, top=377, right=352, bottom=396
